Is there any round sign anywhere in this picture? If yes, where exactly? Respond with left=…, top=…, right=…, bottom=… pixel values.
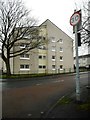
left=70, top=12, right=80, bottom=26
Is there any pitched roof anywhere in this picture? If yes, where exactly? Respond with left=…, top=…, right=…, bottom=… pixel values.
left=39, top=19, right=73, bottom=41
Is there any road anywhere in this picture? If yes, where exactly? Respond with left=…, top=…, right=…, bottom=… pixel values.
left=2, top=72, right=89, bottom=118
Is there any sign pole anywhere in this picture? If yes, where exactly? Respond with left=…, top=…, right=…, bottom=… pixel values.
left=70, top=10, right=81, bottom=102
left=75, top=25, right=80, bottom=102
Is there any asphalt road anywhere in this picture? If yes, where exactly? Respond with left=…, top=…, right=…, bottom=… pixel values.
left=2, top=72, right=89, bottom=118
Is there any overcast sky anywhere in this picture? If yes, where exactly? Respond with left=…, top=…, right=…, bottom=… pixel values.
left=22, top=0, right=88, bottom=55
left=22, top=0, right=87, bottom=37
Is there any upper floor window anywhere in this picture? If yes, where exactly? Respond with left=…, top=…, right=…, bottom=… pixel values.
left=60, top=56, right=63, bottom=61
left=59, top=39, right=63, bottom=43
left=52, top=46, right=56, bottom=51
left=52, top=55, right=55, bottom=60
left=60, top=47, right=63, bottom=52
left=39, top=55, right=42, bottom=59
left=20, top=43, right=29, bottom=48
left=39, top=65, right=46, bottom=69
left=43, top=56, right=46, bottom=59
left=39, top=55, right=46, bottom=59
left=20, top=43, right=26, bottom=48
left=38, top=45, right=46, bottom=50
left=51, top=37, right=55, bottom=42
left=60, top=65, right=63, bottom=70
left=20, top=54, right=29, bottom=59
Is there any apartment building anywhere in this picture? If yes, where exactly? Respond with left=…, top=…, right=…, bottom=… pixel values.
left=1, top=19, right=74, bottom=74
left=74, top=54, right=90, bottom=68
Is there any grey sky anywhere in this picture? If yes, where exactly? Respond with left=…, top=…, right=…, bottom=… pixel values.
left=22, top=0, right=87, bottom=37
left=23, top=0, right=88, bottom=55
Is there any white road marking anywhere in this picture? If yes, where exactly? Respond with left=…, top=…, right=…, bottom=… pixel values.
left=53, top=80, right=64, bottom=83
left=36, top=83, right=42, bottom=86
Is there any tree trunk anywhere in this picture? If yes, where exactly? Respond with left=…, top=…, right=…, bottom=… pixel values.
left=5, top=57, right=11, bottom=76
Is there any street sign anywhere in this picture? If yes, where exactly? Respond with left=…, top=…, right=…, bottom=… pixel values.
left=73, top=10, right=82, bottom=33
left=70, top=10, right=81, bottom=102
left=70, top=12, right=80, bottom=26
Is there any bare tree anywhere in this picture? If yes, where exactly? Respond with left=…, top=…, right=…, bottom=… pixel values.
left=81, top=1, right=90, bottom=45
left=0, top=0, right=44, bottom=76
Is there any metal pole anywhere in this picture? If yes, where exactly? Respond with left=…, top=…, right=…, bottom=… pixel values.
left=75, top=25, right=80, bottom=101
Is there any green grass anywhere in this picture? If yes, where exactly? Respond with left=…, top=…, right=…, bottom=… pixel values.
left=57, top=97, right=72, bottom=105
left=77, top=102, right=90, bottom=111
left=0, top=73, right=53, bottom=79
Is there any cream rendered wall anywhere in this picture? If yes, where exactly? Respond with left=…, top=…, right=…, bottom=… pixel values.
left=38, top=49, right=47, bottom=73
left=12, top=19, right=74, bottom=74
left=41, top=19, right=74, bottom=73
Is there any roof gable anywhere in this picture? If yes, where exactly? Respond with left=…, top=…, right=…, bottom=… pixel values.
left=40, top=19, right=73, bottom=41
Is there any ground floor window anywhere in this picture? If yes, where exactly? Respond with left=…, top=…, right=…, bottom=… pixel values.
left=20, top=64, right=30, bottom=70
left=52, top=65, right=55, bottom=70
left=39, top=65, right=46, bottom=69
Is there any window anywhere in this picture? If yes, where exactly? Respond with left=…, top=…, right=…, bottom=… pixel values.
left=20, top=64, right=30, bottom=70
left=25, top=54, right=29, bottom=58
left=26, top=65, right=29, bottom=68
left=52, top=56, right=55, bottom=61
left=20, top=65, right=24, bottom=69
left=20, top=54, right=29, bottom=59
left=39, top=55, right=46, bottom=59
left=20, top=44, right=26, bottom=48
left=39, top=65, right=46, bottom=69
left=43, top=66, right=46, bottom=69
left=52, top=46, right=56, bottom=51
left=52, top=65, right=55, bottom=70
left=39, top=65, right=42, bottom=68
left=59, top=39, right=63, bottom=43
left=43, top=56, right=46, bottom=59
left=20, top=54, right=24, bottom=58
left=38, top=45, right=46, bottom=50
left=39, top=55, right=42, bottom=59
left=60, top=47, right=63, bottom=52
left=51, top=37, right=55, bottom=42
left=60, top=56, right=63, bottom=61
left=60, top=65, right=63, bottom=70
left=20, top=43, right=29, bottom=48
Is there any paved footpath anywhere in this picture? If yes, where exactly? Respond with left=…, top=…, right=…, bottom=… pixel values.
left=43, top=85, right=90, bottom=118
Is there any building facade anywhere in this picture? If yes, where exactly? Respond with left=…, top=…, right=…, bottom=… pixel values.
left=74, top=54, right=90, bottom=68
left=1, top=19, right=74, bottom=74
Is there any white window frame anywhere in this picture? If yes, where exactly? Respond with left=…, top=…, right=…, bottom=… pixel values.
left=52, top=55, right=56, bottom=61
left=60, top=47, right=63, bottom=52
left=20, top=44, right=26, bottom=48
left=60, top=65, right=63, bottom=70
left=20, top=64, right=30, bottom=71
left=39, top=55, right=42, bottom=59
left=52, top=46, right=56, bottom=51
left=43, top=56, right=46, bottom=59
left=59, top=39, right=63, bottom=43
left=51, top=37, right=55, bottom=42
left=52, top=65, right=56, bottom=70
left=20, top=54, right=30, bottom=60
left=60, top=56, right=63, bottom=61
left=39, top=65, right=46, bottom=69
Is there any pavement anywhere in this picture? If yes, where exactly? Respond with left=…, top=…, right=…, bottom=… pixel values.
left=43, top=85, right=90, bottom=118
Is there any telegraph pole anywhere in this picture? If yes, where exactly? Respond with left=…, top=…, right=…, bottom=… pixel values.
left=70, top=10, right=81, bottom=101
